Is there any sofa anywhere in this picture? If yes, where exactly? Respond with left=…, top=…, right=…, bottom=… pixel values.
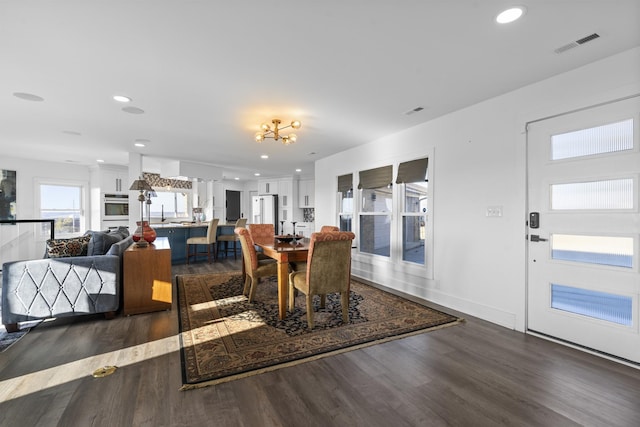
left=2, top=228, right=133, bottom=332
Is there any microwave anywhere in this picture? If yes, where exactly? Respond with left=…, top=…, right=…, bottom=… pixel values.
left=103, top=194, right=129, bottom=220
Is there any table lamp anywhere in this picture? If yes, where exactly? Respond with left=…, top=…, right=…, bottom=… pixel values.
left=129, top=177, right=153, bottom=247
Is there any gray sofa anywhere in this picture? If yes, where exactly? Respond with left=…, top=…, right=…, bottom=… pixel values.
left=2, top=229, right=133, bottom=332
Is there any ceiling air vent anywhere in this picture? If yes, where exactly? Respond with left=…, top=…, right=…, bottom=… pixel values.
left=554, top=33, right=600, bottom=54
left=405, top=106, right=425, bottom=116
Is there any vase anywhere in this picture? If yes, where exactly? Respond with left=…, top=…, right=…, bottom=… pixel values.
left=132, top=220, right=157, bottom=243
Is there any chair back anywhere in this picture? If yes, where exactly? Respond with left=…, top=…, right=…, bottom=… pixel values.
left=248, top=223, right=275, bottom=245
left=206, top=218, right=220, bottom=243
left=235, top=227, right=258, bottom=270
left=320, top=225, right=339, bottom=232
left=235, top=218, right=248, bottom=228
left=306, top=231, right=355, bottom=295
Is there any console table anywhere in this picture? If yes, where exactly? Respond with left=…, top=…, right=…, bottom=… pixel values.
left=123, top=236, right=172, bottom=315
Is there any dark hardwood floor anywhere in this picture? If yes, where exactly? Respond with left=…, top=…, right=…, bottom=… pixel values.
left=1, top=257, right=639, bottom=426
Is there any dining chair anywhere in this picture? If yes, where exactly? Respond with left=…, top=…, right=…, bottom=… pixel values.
left=248, top=223, right=275, bottom=260
left=320, top=225, right=340, bottom=232
left=288, top=231, right=355, bottom=329
left=217, top=218, right=247, bottom=259
left=186, top=218, right=219, bottom=263
left=235, top=227, right=278, bottom=302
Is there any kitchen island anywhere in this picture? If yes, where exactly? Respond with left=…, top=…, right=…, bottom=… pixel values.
left=152, top=222, right=236, bottom=264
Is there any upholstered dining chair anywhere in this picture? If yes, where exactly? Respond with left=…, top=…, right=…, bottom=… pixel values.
left=235, top=227, right=278, bottom=302
left=218, top=218, right=247, bottom=259
left=248, top=223, right=275, bottom=260
left=288, top=231, right=356, bottom=329
left=186, top=218, right=219, bottom=263
left=320, top=225, right=340, bottom=232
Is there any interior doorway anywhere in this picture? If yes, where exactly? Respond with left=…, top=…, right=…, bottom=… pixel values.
left=225, top=190, right=241, bottom=222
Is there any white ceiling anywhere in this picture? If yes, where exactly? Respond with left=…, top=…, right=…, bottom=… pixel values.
left=1, top=1, right=639, bottom=181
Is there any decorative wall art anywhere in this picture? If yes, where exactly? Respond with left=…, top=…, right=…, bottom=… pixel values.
left=0, top=169, right=16, bottom=220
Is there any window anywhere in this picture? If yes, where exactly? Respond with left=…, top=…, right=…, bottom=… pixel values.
left=39, top=182, right=85, bottom=237
left=358, top=166, right=392, bottom=257
left=551, top=118, right=633, bottom=160
left=397, top=158, right=428, bottom=264
left=337, top=173, right=353, bottom=231
left=149, top=190, right=189, bottom=219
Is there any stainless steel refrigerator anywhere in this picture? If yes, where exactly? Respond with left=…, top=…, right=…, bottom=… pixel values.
left=252, top=194, right=278, bottom=228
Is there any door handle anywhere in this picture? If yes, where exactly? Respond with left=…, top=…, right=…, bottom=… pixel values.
left=530, top=234, right=548, bottom=242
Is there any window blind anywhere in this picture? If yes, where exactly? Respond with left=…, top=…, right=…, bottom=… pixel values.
left=337, top=173, right=353, bottom=193
left=358, top=165, right=392, bottom=189
left=396, top=158, right=428, bottom=184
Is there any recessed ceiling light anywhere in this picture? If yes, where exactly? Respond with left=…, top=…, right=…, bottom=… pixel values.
left=122, top=106, right=144, bottom=114
left=97, top=159, right=105, bottom=163
left=254, top=173, right=261, bottom=177
left=496, top=6, right=526, bottom=24
left=295, top=169, right=302, bottom=172
left=234, top=177, right=240, bottom=180
left=134, top=142, right=146, bottom=147
left=13, top=92, right=44, bottom=102
left=260, top=154, right=269, bottom=159
left=113, top=95, right=131, bottom=103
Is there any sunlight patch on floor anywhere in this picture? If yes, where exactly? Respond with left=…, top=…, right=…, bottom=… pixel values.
left=0, top=334, right=180, bottom=402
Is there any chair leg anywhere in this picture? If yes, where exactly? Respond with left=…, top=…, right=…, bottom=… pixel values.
left=233, top=240, right=237, bottom=260
left=289, top=283, right=296, bottom=312
left=248, top=278, right=259, bottom=302
left=341, top=291, right=349, bottom=324
left=186, top=244, right=190, bottom=264
left=320, top=294, right=326, bottom=309
left=305, top=295, right=314, bottom=329
left=243, top=276, right=251, bottom=296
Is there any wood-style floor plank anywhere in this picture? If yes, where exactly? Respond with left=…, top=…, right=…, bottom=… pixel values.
left=1, top=257, right=639, bottom=427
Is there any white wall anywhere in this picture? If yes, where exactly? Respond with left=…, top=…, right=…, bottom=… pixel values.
left=315, top=47, right=640, bottom=332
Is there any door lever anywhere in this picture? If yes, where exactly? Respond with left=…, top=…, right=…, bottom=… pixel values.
left=530, top=234, right=548, bottom=242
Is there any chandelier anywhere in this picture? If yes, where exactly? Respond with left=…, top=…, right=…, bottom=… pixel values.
left=254, top=118, right=301, bottom=145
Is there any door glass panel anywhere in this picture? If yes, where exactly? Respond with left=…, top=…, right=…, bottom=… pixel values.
left=551, top=284, right=632, bottom=326
left=550, top=178, right=633, bottom=210
left=551, top=234, right=633, bottom=268
left=551, top=118, right=633, bottom=160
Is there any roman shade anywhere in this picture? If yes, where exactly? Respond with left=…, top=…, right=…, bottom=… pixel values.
left=358, top=165, right=392, bottom=189
left=396, top=158, right=428, bottom=184
left=337, top=173, right=353, bottom=193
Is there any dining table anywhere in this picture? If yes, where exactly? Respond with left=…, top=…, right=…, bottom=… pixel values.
left=255, top=238, right=310, bottom=320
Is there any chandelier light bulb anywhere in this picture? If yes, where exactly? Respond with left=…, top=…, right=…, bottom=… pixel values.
left=288, top=134, right=297, bottom=143
left=255, top=132, right=265, bottom=142
left=291, top=120, right=301, bottom=129
left=260, top=123, right=271, bottom=132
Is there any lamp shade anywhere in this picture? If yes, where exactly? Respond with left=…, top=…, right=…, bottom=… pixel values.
left=129, top=178, right=153, bottom=191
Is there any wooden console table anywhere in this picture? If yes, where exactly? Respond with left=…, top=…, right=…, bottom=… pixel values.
left=123, top=237, right=172, bottom=315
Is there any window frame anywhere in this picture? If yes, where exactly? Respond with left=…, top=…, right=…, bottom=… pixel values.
left=36, top=178, right=88, bottom=238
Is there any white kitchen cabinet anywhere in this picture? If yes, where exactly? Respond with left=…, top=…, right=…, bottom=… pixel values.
left=258, top=180, right=279, bottom=195
left=298, top=179, right=314, bottom=208
left=99, top=166, right=128, bottom=194
left=278, top=178, right=295, bottom=225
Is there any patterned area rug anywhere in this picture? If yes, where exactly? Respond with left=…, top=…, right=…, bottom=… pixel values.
left=177, top=272, right=461, bottom=390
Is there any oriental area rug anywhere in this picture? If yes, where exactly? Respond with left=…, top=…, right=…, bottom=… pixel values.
left=177, top=272, right=461, bottom=390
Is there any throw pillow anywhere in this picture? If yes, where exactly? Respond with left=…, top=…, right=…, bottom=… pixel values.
left=46, top=235, right=91, bottom=258
left=86, top=230, right=124, bottom=256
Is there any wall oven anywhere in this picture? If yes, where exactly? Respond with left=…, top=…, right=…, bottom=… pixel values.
left=103, top=193, right=129, bottom=221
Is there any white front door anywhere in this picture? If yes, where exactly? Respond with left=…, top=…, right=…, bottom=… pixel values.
left=527, top=95, right=640, bottom=363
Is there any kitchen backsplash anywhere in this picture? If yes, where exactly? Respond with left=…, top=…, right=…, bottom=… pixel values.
left=303, top=208, right=315, bottom=222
